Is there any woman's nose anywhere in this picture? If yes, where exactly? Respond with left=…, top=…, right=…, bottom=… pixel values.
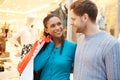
left=55, top=25, right=60, bottom=29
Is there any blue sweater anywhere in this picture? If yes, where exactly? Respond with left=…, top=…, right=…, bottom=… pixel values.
left=34, top=40, right=77, bottom=80
left=74, top=31, right=120, bottom=80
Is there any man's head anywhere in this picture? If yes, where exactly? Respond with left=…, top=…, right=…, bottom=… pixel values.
left=70, top=0, right=98, bottom=33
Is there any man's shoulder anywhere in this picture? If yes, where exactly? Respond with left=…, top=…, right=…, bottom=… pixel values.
left=100, top=32, right=119, bottom=50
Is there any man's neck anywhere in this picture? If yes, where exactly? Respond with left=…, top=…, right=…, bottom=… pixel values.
left=84, top=24, right=101, bottom=36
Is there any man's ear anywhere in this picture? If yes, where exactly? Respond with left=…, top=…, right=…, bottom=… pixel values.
left=82, top=13, right=88, bottom=22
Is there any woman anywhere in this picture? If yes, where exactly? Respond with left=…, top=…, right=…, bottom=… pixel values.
left=34, top=14, right=76, bottom=80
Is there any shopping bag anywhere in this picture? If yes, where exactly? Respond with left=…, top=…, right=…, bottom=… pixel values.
left=17, top=36, right=50, bottom=80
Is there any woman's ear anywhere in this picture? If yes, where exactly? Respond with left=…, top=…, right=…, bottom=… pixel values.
left=44, top=28, right=48, bottom=34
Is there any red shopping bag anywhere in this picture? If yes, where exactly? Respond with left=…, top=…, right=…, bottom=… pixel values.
left=17, top=36, right=50, bottom=74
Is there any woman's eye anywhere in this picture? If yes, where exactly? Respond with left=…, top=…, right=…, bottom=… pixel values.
left=50, top=22, right=61, bottom=28
left=57, top=22, right=61, bottom=26
left=51, top=24, right=55, bottom=28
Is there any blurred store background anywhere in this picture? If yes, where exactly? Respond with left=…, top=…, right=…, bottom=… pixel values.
left=0, top=0, right=120, bottom=80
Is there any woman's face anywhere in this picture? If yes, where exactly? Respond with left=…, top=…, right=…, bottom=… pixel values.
left=45, top=16, right=63, bottom=39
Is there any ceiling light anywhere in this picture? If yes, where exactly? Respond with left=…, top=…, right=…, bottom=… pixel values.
left=0, top=4, right=50, bottom=14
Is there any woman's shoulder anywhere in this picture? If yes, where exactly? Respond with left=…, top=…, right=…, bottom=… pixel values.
left=63, top=40, right=77, bottom=56
left=64, top=40, right=77, bottom=47
left=46, top=40, right=54, bottom=47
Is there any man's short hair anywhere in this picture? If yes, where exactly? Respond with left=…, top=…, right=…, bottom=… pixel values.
left=70, top=0, right=98, bottom=22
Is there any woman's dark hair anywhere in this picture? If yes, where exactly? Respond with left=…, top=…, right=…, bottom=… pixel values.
left=41, top=13, right=65, bottom=54
left=70, top=0, right=98, bottom=22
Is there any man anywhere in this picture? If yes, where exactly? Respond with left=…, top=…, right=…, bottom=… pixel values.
left=70, top=0, right=120, bottom=80
left=12, top=16, right=38, bottom=58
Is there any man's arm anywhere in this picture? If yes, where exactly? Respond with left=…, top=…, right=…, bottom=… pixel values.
left=105, top=42, right=120, bottom=80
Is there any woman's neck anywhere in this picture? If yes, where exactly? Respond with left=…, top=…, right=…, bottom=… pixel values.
left=52, top=38, right=62, bottom=48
